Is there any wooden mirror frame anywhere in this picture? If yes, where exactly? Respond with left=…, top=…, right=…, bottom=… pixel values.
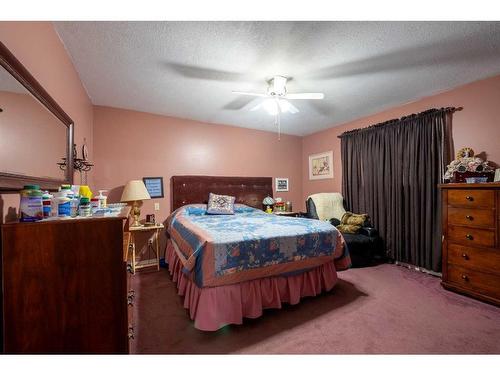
left=0, top=41, right=74, bottom=191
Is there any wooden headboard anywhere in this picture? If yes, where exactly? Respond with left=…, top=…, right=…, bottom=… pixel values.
left=171, top=175, right=273, bottom=212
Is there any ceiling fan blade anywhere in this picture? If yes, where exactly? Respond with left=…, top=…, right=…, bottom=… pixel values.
left=286, top=101, right=300, bottom=114
left=232, top=91, right=268, bottom=97
left=286, top=93, right=325, bottom=100
left=249, top=102, right=263, bottom=111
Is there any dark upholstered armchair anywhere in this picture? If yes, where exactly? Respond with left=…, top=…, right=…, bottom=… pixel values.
left=305, top=193, right=384, bottom=267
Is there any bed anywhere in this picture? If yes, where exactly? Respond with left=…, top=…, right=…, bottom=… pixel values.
left=165, top=176, right=351, bottom=330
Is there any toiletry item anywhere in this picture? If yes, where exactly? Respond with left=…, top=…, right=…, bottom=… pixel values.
left=20, top=185, right=43, bottom=222
left=79, top=197, right=92, bottom=217
left=71, top=185, right=80, bottom=196
left=79, top=185, right=93, bottom=199
left=70, top=194, right=80, bottom=217
left=285, top=201, right=292, bottom=212
left=60, top=184, right=72, bottom=192
left=96, top=190, right=108, bottom=208
left=90, top=197, right=100, bottom=212
left=53, top=192, right=71, bottom=217
left=42, top=191, right=53, bottom=218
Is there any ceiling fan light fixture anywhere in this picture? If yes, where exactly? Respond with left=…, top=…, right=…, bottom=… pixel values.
left=262, top=98, right=280, bottom=116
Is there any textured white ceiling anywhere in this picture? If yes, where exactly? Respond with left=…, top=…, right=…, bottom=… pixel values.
left=54, top=21, right=500, bottom=136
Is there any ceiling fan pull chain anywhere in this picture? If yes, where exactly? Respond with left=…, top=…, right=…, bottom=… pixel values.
left=277, top=109, right=281, bottom=141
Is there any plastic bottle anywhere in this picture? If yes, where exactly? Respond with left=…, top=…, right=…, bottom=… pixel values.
left=53, top=191, right=71, bottom=217
left=42, top=191, right=53, bottom=218
left=79, top=185, right=92, bottom=200
left=79, top=197, right=92, bottom=217
left=96, top=190, right=108, bottom=208
left=90, top=197, right=99, bottom=212
left=19, top=185, right=43, bottom=222
left=70, top=194, right=80, bottom=218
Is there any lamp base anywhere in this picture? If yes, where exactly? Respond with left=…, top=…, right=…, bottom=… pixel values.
left=130, top=201, right=142, bottom=227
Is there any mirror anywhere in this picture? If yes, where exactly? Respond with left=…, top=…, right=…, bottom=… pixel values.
left=0, top=41, right=74, bottom=191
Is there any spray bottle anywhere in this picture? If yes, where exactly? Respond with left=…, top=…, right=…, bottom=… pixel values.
left=96, top=190, right=108, bottom=208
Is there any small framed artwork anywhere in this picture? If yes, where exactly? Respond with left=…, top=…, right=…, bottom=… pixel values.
left=309, top=151, right=333, bottom=180
left=142, top=177, right=164, bottom=198
left=275, top=177, right=289, bottom=192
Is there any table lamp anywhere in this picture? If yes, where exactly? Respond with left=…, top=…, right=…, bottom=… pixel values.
left=121, top=180, right=151, bottom=227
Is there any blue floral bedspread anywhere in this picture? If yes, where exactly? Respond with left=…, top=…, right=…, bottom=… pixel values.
left=167, top=204, right=350, bottom=287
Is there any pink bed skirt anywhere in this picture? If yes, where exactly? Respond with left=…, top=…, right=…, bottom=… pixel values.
left=166, top=240, right=341, bottom=331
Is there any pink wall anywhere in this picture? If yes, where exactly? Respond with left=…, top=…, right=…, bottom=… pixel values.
left=302, top=74, right=500, bottom=205
left=92, top=106, right=303, bottom=225
left=0, top=21, right=93, bottom=223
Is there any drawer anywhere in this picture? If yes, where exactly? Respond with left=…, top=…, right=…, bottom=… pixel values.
left=447, top=225, right=495, bottom=248
left=447, top=243, right=500, bottom=274
left=448, top=189, right=494, bottom=208
left=447, top=264, right=500, bottom=299
left=448, top=207, right=495, bottom=228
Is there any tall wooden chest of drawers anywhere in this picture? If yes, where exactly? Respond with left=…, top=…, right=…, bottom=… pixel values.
left=0, top=217, right=130, bottom=353
left=440, top=183, right=500, bottom=305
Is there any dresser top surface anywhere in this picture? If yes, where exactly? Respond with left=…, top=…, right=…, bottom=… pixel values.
left=440, top=182, right=500, bottom=189
left=1, top=215, right=128, bottom=228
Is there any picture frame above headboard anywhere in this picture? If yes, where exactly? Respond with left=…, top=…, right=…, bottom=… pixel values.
left=170, top=175, right=273, bottom=212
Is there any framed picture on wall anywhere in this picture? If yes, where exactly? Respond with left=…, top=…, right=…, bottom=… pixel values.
left=142, top=177, right=164, bottom=198
left=275, top=177, right=289, bottom=192
left=309, top=151, right=333, bottom=180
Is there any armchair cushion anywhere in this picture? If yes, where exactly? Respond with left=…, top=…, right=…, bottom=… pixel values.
left=359, top=226, right=379, bottom=237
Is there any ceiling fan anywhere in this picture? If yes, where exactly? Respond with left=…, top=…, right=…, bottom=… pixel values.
left=232, top=75, right=325, bottom=139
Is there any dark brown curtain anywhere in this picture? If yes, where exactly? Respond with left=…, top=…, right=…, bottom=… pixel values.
left=339, top=108, right=454, bottom=272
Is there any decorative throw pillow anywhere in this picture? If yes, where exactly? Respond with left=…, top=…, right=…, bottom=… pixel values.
left=206, top=193, right=236, bottom=215
left=337, top=212, right=369, bottom=234
left=337, top=224, right=361, bottom=234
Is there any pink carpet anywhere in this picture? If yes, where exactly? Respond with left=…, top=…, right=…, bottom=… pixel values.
left=130, top=264, right=500, bottom=354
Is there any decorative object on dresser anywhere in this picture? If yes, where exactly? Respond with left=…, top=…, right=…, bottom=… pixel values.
left=275, top=177, right=289, bottom=192
left=308, top=151, right=333, bottom=180
left=443, top=147, right=495, bottom=183
left=440, top=183, right=500, bottom=305
left=0, top=217, right=130, bottom=353
left=121, top=180, right=152, bottom=227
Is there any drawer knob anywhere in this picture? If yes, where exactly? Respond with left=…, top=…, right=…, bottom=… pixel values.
left=461, top=253, right=469, bottom=260
left=465, top=196, right=474, bottom=201
left=465, top=215, right=473, bottom=221
left=461, top=274, right=469, bottom=281
left=465, top=234, right=474, bottom=240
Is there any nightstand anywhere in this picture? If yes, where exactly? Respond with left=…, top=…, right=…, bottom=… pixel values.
left=273, top=211, right=304, bottom=218
left=126, top=224, right=164, bottom=274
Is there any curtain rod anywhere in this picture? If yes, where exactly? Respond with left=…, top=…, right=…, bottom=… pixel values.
left=337, top=107, right=462, bottom=139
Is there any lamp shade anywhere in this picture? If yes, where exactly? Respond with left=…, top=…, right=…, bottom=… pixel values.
left=262, top=196, right=275, bottom=205
left=121, top=180, right=151, bottom=202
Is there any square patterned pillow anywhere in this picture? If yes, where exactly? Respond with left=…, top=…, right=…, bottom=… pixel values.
left=206, top=192, right=236, bottom=215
